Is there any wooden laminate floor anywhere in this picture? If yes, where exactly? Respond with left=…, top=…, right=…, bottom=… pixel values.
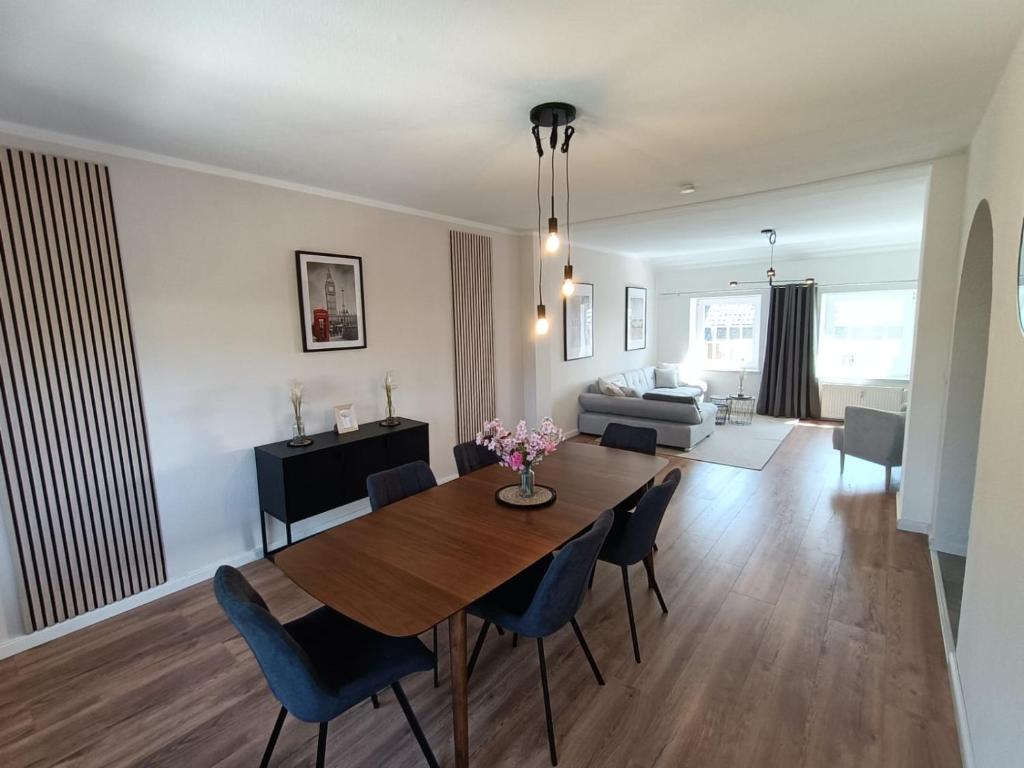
left=0, top=423, right=960, bottom=767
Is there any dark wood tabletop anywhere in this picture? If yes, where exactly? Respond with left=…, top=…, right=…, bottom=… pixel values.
left=274, top=440, right=667, bottom=636
left=273, top=439, right=667, bottom=768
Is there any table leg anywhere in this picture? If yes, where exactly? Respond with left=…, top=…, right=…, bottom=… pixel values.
left=449, top=609, right=469, bottom=768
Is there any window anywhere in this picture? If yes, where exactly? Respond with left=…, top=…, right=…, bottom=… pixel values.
left=817, top=289, right=917, bottom=381
left=690, top=295, right=761, bottom=370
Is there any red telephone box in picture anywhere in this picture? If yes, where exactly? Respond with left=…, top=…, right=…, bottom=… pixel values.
left=311, top=308, right=330, bottom=342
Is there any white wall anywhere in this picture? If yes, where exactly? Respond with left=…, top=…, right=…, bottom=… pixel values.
left=949, top=29, right=1024, bottom=768
left=656, top=249, right=921, bottom=399
left=524, top=243, right=657, bottom=430
left=899, top=155, right=968, bottom=534
left=0, top=131, right=526, bottom=645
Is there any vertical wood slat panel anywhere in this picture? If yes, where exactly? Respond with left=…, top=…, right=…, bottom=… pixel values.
left=450, top=231, right=497, bottom=442
left=0, top=147, right=165, bottom=632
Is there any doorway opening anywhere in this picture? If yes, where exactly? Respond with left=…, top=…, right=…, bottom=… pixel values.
left=933, top=200, right=993, bottom=643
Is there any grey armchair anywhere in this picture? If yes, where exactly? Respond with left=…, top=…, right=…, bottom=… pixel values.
left=832, top=405, right=906, bottom=492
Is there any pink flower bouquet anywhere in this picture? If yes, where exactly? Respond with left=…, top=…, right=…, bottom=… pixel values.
left=476, top=418, right=564, bottom=472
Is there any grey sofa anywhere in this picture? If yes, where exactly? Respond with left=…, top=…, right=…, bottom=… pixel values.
left=832, top=405, right=906, bottom=491
left=578, top=366, right=718, bottom=450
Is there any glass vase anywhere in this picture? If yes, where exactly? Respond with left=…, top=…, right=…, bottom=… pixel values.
left=519, top=466, right=535, bottom=498
left=287, top=418, right=313, bottom=447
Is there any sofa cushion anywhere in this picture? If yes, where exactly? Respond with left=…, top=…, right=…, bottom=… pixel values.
left=648, top=385, right=704, bottom=401
left=620, top=367, right=656, bottom=395
left=642, top=391, right=703, bottom=423
left=596, top=376, right=626, bottom=397
left=655, top=366, right=680, bottom=388
left=578, top=392, right=704, bottom=425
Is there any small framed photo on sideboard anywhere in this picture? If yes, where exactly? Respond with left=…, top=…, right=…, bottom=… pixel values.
left=334, top=404, right=359, bottom=434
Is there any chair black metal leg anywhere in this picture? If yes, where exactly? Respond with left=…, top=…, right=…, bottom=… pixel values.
left=392, top=682, right=441, bottom=768
left=432, top=625, right=439, bottom=688
left=512, top=632, right=518, bottom=648
left=315, top=722, right=328, bottom=768
left=651, top=576, right=669, bottom=614
left=621, top=565, right=642, bottom=663
left=467, top=620, right=491, bottom=679
left=496, top=625, right=505, bottom=635
left=371, top=693, right=381, bottom=709
left=536, top=637, right=558, bottom=766
left=259, top=706, right=287, bottom=768
left=588, top=563, right=596, bottom=590
left=569, top=618, right=604, bottom=686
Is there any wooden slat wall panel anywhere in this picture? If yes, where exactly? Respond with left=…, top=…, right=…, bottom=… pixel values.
left=0, top=147, right=165, bottom=632
left=450, top=231, right=496, bottom=442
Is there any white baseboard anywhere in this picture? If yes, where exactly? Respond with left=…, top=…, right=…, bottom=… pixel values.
left=894, top=489, right=932, bottom=534
left=563, top=429, right=580, bottom=439
left=929, top=549, right=975, bottom=768
left=0, top=545, right=260, bottom=661
left=0, top=471, right=465, bottom=661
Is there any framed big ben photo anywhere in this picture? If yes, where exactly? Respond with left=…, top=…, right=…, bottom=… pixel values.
left=296, top=251, right=367, bottom=352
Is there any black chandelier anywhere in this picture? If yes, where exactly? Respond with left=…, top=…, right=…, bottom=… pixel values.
left=729, top=229, right=815, bottom=288
left=530, top=102, right=576, bottom=335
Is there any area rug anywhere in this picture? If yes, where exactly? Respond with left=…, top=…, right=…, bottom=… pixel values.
left=662, top=416, right=796, bottom=470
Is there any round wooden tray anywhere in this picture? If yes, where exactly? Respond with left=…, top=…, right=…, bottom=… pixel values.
left=494, top=484, right=557, bottom=509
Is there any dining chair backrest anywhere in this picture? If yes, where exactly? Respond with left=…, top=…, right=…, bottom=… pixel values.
left=366, top=460, right=438, bottom=511
left=600, top=423, right=657, bottom=455
left=521, top=509, right=614, bottom=637
left=214, top=565, right=325, bottom=722
left=602, top=468, right=681, bottom=565
left=453, top=440, right=500, bottom=477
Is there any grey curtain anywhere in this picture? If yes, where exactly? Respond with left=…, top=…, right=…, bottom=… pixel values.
left=757, top=284, right=821, bottom=418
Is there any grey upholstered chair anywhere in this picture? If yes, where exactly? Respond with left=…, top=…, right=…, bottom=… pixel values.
left=832, top=405, right=906, bottom=492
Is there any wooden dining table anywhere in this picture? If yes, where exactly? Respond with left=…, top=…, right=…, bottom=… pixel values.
left=274, top=440, right=668, bottom=768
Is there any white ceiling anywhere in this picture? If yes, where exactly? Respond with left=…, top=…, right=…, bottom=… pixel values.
left=571, top=164, right=931, bottom=264
left=0, top=1, right=1022, bottom=231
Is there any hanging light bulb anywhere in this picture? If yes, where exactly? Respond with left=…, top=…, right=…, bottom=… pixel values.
left=546, top=218, right=560, bottom=253
left=562, top=264, right=575, bottom=296
left=535, top=304, right=549, bottom=335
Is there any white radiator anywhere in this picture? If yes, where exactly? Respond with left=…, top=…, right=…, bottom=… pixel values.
left=819, top=383, right=906, bottom=420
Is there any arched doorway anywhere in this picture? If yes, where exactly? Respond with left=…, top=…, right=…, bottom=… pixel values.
left=933, top=200, right=993, bottom=642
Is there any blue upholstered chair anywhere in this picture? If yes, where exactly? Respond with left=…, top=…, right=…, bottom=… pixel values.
left=466, top=509, right=614, bottom=766
left=367, top=460, right=438, bottom=512
left=453, top=439, right=500, bottom=477
left=600, top=423, right=658, bottom=512
left=366, top=460, right=443, bottom=686
left=596, top=468, right=681, bottom=663
left=213, top=566, right=438, bottom=768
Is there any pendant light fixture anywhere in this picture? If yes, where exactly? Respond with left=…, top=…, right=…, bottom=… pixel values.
left=728, top=229, right=815, bottom=288
left=530, top=102, right=577, bottom=332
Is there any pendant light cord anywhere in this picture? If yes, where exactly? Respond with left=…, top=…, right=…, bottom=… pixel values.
left=537, top=152, right=543, bottom=303
left=565, top=142, right=571, bottom=266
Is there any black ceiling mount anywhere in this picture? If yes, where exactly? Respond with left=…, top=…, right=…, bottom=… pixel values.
left=530, top=102, right=577, bottom=128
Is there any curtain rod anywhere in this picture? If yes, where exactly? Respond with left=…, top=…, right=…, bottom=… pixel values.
left=657, top=278, right=916, bottom=297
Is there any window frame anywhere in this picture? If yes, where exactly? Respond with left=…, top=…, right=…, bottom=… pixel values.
left=816, top=284, right=917, bottom=384
left=689, top=293, right=763, bottom=372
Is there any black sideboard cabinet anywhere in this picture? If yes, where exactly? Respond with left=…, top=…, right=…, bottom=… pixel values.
left=253, top=419, right=429, bottom=555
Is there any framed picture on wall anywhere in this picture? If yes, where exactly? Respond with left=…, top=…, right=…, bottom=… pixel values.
left=296, top=251, right=367, bottom=352
left=564, top=282, right=594, bottom=361
left=625, top=286, right=647, bottom=350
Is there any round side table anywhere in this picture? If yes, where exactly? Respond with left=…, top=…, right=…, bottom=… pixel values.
left=709, top=395, right=731, bottom=425
left=728, top=394, right=755, bottom=425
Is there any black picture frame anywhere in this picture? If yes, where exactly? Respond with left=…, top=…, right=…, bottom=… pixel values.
left=296, top=251, right=368, bottom=352
left=563, top=282, right=595, bottom=361
left=625, top=285, right=647, bottom=351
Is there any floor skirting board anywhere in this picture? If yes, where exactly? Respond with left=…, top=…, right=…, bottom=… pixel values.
left=0, top=473, right=459, bottom=660
left=930, top=548, right=975, bottom=768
